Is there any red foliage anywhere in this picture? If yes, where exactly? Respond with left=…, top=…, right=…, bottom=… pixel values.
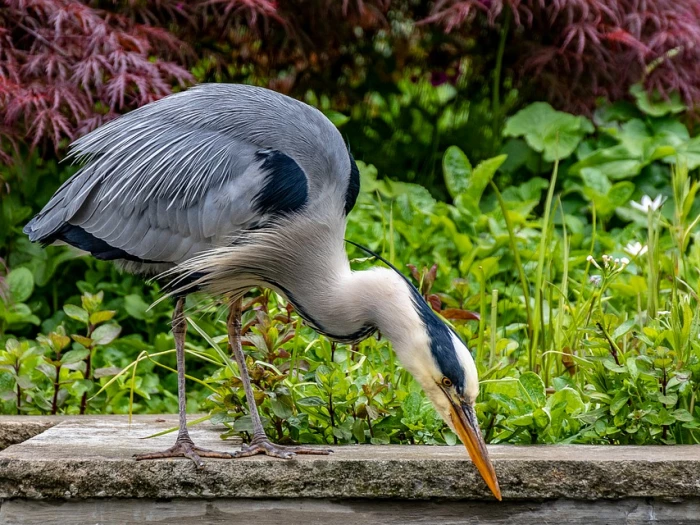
left=0, top=0, right=393, bottom=157
left=0, top=0, right=193, bottom=160
left=425, top=0, right=700, bottom=113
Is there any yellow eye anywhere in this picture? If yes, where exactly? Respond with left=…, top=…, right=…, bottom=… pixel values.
left=441, top=377, right=453, bottom=387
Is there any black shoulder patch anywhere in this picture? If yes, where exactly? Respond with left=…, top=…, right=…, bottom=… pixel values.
left=46, top=223, right=146, bottom=262
left=344, top=152, right=360, bottom=215
left=411, top=288, right=466, bottom=395
left=253, top=150, right=309, bottom=216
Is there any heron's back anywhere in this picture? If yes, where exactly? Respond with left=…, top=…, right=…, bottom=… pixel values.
left=24, top=84, right=359, bottom=274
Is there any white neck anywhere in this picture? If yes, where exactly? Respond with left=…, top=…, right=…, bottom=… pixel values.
left=292, top=266, right=436, bottom=382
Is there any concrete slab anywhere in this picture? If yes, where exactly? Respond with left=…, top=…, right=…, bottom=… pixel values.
left=0, top=416, right=698, bottom=501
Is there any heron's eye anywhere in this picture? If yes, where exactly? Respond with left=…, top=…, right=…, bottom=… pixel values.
left=441, top=377, right=453, bottom=388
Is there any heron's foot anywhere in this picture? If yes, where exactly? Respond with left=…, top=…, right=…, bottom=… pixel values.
left=233, top=436, right=332, bottom=459
left=134, top=437, right=234, bottom=468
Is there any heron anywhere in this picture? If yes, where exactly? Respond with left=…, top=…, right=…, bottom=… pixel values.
left=24, top=83, right=501, bottom=500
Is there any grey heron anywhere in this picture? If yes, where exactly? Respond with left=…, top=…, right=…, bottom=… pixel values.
left=24, top=83, right=501, bottom=500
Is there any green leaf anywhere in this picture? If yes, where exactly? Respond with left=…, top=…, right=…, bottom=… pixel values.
left=610, top=392, right=629, bottom=415
left=60, top=348, right=90, bottom=365
left=71, top=335, right=93, bottom=348
left=71, top=379, right=93, bottom=397
left=672, top=409, right=694, bottom=422
left=518, top=372, right=546, bottom=408
left=504, top=102, right=593, bottom=161
left=123, top=294, right=153, bottom=321
left=402, top=392, right=423, bottom=419
left=7, top=267, right=34, bottom=303
left=63, top=304, right=89, bottom=324
left=91, top=324, right=121, bottom=345
left=469, top=154, right=506, bottom=203
left=580, top=168, right=611, bottom=194
left=89, top=311, right=116, bottom=325
left=626, top=357, right=639, bottom=382
left=533, top=407, right=551, bottom=430
left=630, top=84, right=686, bottom=117
left=607, top=182, right=635, bottom=207
left=658, top=394, right=678, bottom=406
left=443, top=146, right=472, bottom=199
left=612, top=319, right=636, bottom=341
left=296, top=396, right=325, bottom=407
left=603, top=360, right=627, bottom=373
left=323, top=110, right=350, bottom=128
left=510, top=413, right=534, bottom=427
left=270, top=398, right=293, bottom=419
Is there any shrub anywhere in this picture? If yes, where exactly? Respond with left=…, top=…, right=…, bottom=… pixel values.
left=425, top=0, right=700, bottom=114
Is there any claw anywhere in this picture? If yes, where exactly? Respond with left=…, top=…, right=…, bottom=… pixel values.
left=134, top=438, right=233, bottom=467
left=233, top=438, right=332, bottom=459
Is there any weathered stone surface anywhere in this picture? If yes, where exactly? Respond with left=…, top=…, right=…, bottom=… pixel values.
left=0, top=416, right=698, bottom=502
left=0, top=416, right=62, bottom=451
left=2, top=497, right=700, bottom=525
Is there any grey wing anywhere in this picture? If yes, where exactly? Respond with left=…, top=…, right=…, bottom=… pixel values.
left=24, top=87, right=314, bottom=265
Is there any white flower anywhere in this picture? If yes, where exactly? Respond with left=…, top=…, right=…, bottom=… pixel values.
left=624, top=241, right=648, bottom=257
left=630, top=195, right=664, bottom=213
left=620, top=257, right=630, bottom=266
left=586, top=255, right=602, bottom=270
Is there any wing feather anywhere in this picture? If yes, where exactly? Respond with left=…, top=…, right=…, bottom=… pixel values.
left=24, top=84, right=353, bottom=268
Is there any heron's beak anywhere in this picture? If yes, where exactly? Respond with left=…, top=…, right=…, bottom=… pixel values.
left=448, top=399, right=502, bottom=501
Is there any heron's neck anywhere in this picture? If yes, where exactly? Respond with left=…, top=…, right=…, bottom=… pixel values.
left=293, top=266, right=428, bottom=351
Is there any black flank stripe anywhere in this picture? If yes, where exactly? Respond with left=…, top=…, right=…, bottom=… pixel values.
left=252, top=150, right=309, bottom=216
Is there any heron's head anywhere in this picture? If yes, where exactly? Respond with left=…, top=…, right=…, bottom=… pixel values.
left=373, top=276, right=501, bottom=500
left=414, top=305, right=501, bottom=500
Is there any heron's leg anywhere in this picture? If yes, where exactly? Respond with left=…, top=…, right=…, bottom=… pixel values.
left=134, top=296, right=233, bottom=466
left=227, top=298, right=332, bottom=459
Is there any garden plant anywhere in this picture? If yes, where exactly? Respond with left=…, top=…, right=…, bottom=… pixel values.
left=1, top=0, right=699, bottom=450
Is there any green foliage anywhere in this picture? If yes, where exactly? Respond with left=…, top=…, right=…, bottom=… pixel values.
left=1, top=90, right=699, bottom=448
left=503, top=102, right=594, bottom=161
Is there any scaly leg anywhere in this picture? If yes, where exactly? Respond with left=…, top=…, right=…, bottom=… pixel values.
left=228, top=298, right=332, bottom=458
left=135, top=296, right=233, bottom=467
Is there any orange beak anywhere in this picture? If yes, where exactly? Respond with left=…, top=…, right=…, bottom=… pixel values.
left=448, top=400, right=502, bottom=501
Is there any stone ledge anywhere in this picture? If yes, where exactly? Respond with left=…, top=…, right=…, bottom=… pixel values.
left=0, top=416, right=698, bottom=502
left=2, top=497, right=700, bottom=525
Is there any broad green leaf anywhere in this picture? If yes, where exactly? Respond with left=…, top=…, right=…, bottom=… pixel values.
left=672, top=409, right=694, bottom=422
left=7, top=267, right=34, bottom=303
left=630, top=84, right=686, bottom=117
left=533, top=407, right=551, bottom=430
left=270, top=398, right=293, bottom=419
left=469, top=154, right=506, bottom=203
left=580, top=168, right=611, bottom=194
left=612, top=319, right=636, bottom=341
left=504, top=102, right=593, bottom=161
left=91, top=324, right=121, bottom=345
left=123, top=294, right=153, bottom=321
left=610, top=392, right=630, bottom=415
left=60, top=348, right=90, bottom=365
left=510, top=413, right=534, bottom=427
left=443, top=146, right=472, bottom=199
left=658, top=393, right=678, bottom=406
left=607, top=182, right=634, bottom=207
left=63, top=304, right=89, bottom=324
left=70, top=379, right=93, bottom=397
left=518, top=372, right=546, bottom=408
